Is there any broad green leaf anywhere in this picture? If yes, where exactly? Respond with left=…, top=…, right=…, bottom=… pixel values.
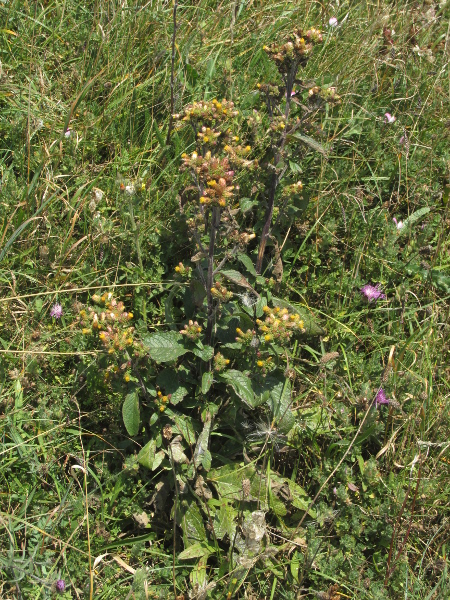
left=194, top=418, right=212, bottom=471
left=220, top=370, right=259, bottom=407
left=210, top=499, right=237, bottom=540
left=192, top=345, right=214, bottom=361
left=220, top=269, right=252, bottom=290
left=266, top=376, right=294, bottom=434
left=237, top=253, right=257, bottom=277
left=122, top=391, right=140, bottom=436
left=171, top=413, right=198, bottom=446
left=143, top=331, right=187, bottom=362
left=397, top=206, right=430, bottom=235
left=178, top=496, right=208, bottom=546
left=138, top=439, right=165, bottom=471
left=208, top=463, right=264, bottom=504
left=178, top=542, right=213, bottom=560
left=201, top=372, right=214, bottom=395
left=156, top=368, right=188, bottom=405
left=289, top=132, right=329, bottom=156
left=240, top=197, right=257, bottom=213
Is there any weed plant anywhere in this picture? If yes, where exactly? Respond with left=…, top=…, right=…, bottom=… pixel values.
left=1, top=0, right=449, bottom=599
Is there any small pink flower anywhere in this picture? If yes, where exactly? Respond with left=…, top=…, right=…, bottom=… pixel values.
left=393, top=217, right=403, bottom=230
left=374, top=388, right=390, bottom=408
left=360, top=284, right=386, bottom=303
left=64, top=129, right=72, bottom=138
left=50, top=303, right=63, bottom=319
left=328, top=17, right=338, bottom=27
left=384, top=113, right=396, bottom=124
left=290, top=90, right=296, bottom=96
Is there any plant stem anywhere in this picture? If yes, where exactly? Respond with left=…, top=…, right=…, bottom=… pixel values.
left=255, top=68, right=296, bottom=274
left=205, top=207, right=220, bottom=345
left=166, top=0, right=178, bottom=146
left=127, top=197, right=147, bottom=323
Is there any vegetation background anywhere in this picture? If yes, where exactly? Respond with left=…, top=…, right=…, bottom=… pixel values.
left=1, top=0, right=449, bottom=598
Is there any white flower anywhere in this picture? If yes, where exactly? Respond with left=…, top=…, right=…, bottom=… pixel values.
left=65, top=129, right=72, bottom=138
left=125, top=185, right=135, bottom=196
left=328, top=17, right=338, bottom=27
left=384, top=112, right=396, bottom=124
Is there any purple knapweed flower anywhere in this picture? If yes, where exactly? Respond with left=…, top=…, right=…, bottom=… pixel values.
left=360, top=284, right=386, bottom=303
left=384, top=112, right=396, bottom=124
left=328, top=17, right=338, bottom=27
left=50, top=303, right=63, bottom=319
left=55, top=579, right=66, bottom=593
left=393, top=217, right=404, bottom=230
left=374, top=388, right=390, bottom=408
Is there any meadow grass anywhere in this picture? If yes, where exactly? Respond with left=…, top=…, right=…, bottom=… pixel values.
left=1, top=0, right=449, bottom=598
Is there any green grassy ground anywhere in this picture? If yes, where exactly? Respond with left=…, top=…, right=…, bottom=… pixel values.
left=1, top=0, right=450, bottom=598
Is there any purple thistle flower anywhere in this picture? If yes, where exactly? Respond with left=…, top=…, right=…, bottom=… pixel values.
left=374, top=388, right=390, bottom=408
left=50, top=303, right=63, bottom=319
left=360, top=284, right=386, bottom=303
left=55, top=579, right=66, bottom=593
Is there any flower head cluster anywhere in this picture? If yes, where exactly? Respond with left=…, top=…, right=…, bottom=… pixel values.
left=211, top=281, right=233, bottom=302
left=181, top=151, right=236, bottom=208
left=214, top=352, right=230, bottom=372
left=235, top=327, right=257, bottom=346
left=174, top=262, right=192, bottom=279
left=308, top=85, right=341, bottom=105
left=223, top=143, right=257, bottom=170
left=180, top=320, right=202, bottom=342
left=174, top=98, right=238, bottom=125
left=257, top=306, right=305, bottom=344
left=283, top=181, right=303, bottom=196
left=374, top=388, right=390, bottom=408
left=256, top=353, right=274, bottom=375
left=263, top=27, right=323, bottom=73
left=55, top=579, right=66, bottom=593
left=360, top=284, right=386, bottom=303
left=197, top=126, right=221, bottom=146
left=156, top=390, right=172, bottom=413
left=79, top=293, right=135, bottom=355
left=50, top=303, right=63, bottom=319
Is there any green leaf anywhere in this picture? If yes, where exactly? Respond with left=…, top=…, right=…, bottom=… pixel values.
left=266, top=376, right=294, bottom=434
left=137, top=439, right=165, bottom=471
left=220, top=269, right=251, bottom=289
left=289, top=132, right=329, bottom=156
left=240, top=198, right=257, bottom=213
left=202, top=372, right=214, bottom=395
left=178, top=542, right=213, bottom=560
left=156, top=368, right=188, bottom=405
left=237, top=253, right=257, bottom=277
left=192, top=345, right=214, bottom=361
left=142, top=331, right=188, bottom=362
left=397, top=206, right=430, bottom=235
left=194, top=418, right=212, bottom=471
left=122, top=391, right=140, bottom=436
left=178, top=496, right=208, bottom=546
left=210, top=499, right=237, bottom=540
left=220, top=370, right=259, bottom=407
